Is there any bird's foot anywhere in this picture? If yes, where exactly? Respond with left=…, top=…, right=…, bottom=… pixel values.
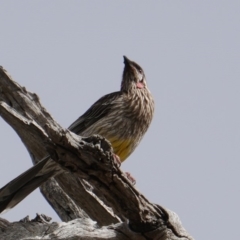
left=124, top=172, right=136, bottom=185
left=113, top=153, right=121, bottom=167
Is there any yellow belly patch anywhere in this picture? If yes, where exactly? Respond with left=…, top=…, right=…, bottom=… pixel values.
left=108, top=138, right=133, bottom=162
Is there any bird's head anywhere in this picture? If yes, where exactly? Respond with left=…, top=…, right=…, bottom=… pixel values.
left=121, top=56, right=147, bottom=93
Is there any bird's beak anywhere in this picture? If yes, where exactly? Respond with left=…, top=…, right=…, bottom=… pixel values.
left=123, top=56, right=131, bottom=66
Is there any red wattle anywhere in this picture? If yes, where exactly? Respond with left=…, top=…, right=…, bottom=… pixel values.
left=136, top=82, right=144, bottom=89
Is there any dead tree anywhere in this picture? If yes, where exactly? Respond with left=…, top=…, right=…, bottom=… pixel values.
left=0, top=67, right=194, bottom=240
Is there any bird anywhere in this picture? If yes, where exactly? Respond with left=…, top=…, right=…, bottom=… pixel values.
left=0, top=56, right=154, bottom=214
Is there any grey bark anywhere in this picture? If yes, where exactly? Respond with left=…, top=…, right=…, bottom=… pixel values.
left=0, top=66, right=194, bottom=239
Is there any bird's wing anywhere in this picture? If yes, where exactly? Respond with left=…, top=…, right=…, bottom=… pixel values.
left=0, top=91, right=123, bottom=213
left=68, top=91, right=123, bottom=134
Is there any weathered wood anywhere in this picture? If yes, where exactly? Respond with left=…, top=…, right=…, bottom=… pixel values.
left=0, top=66, right=194, bottom=239
left=0, top=209, right=192, bottom=240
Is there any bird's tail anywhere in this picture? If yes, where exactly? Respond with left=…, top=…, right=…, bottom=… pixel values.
left=0, top=156, right=60, bottom=214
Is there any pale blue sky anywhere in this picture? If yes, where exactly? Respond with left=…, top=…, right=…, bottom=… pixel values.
left=0, top=1, right=240, bottom=239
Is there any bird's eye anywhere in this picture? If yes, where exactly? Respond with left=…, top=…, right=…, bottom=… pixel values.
left=138, top=69, right=142, bottom=74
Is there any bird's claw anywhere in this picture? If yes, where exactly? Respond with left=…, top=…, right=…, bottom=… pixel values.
left=113, top=153, right=121, bottom=167
left=124, top=172, right=136, bottom=185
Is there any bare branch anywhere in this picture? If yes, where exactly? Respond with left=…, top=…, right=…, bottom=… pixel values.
left=0, top=67, right=194, bottom=239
